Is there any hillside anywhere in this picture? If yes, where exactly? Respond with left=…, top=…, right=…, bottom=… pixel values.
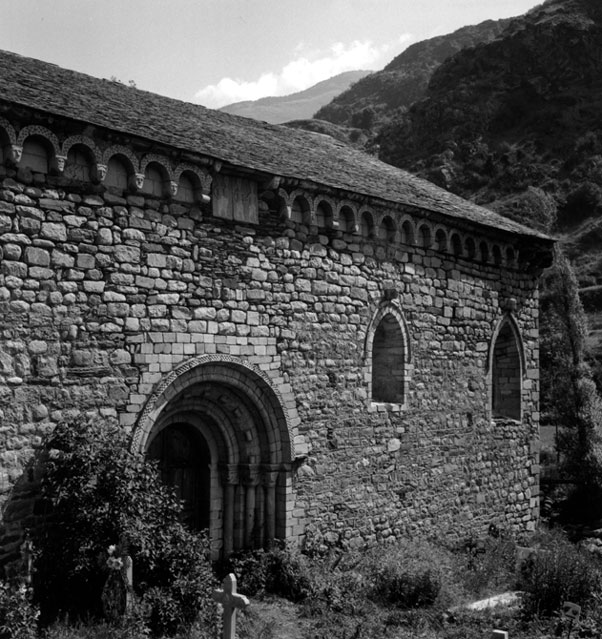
left=313, top=19, right=511, bottom=133
left=219, top=70, right=370, bottom=124
left=373, top=0, right=602, bottom=359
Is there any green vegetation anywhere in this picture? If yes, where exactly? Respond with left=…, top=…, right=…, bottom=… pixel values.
left=29, top=417, right=217, bottom=637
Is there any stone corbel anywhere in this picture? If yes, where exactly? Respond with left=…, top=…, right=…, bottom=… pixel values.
left=53, top=154, right=67, bottom=174
left=9, top=144, right=22, bottom=166
left=96, top=164, right=108, bottom=183
left=131, top=173, right=145, bottom=191
left=501, top=297, right=517, bottom=313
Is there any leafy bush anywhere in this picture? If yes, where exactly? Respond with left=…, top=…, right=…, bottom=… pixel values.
left=462, top=534, right=518, bottom=598
left=366, top=540, right=446, bottom=609
left=0, top=583, right=39, bottom=639
left=222, top=550, right=270, bottom=597
left=222, top=544, right=312, bottom=602
left=34, top=417, right=217, bottom=635
left=520, top=531, right=601, bottom=618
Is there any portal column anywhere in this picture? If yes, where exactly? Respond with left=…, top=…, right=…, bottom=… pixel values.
left=222, top=464, right=239, bottom=556
left=262, top=465, right=280, bottom=548
left=243, top=465, right=261, bottom=548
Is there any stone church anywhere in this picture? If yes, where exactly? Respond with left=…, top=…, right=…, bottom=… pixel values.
left=0, top=49, right=554, bottom=561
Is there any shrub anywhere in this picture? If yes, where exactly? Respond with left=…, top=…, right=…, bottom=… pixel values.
left=34, top=417, right=217, bottom=635
left=365, top=540, right=446, bottom=609
left=264, top=544, right=312, bottom=602
left=462, top=534, right=518, bottom=598
left=222, top=550, right=270, bottom=597
left=520, top=531, right=601, bottom=618
left=0, top=582, right=39, bottom=639
left=222, top=544, right=312, bottom=602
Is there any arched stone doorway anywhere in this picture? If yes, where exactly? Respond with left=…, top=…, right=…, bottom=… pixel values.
left=131, top=356, right=298, bottom=557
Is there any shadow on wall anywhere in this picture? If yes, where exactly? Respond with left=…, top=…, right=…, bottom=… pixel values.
left=0, top=448, right=50, bottom=580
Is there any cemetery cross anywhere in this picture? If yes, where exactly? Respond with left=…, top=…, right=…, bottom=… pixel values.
left=212, top=573, right=250, bottom=639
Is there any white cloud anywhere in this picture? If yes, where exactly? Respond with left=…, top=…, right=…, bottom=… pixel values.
left=194, top=35, right=413, bottom=109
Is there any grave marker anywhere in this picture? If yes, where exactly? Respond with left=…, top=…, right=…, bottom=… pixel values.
left=101, top=544, right=133, bottom=622
left=212, top=573, right=250, bottom=639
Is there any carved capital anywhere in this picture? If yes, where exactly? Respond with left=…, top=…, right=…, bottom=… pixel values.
left=241, top=464, right=261, bottom=486
left=221, top=463, right=239, bottom=486
left=261, top=465, right=280, bottom=487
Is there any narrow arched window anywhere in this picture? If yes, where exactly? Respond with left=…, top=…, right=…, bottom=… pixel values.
left=372, top=312, right=406, bottom=403
left=491, top=320, right=522, bottom=420
left=21, top=136, right=50, bottom=173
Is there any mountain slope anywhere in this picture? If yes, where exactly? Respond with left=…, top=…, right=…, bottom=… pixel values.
left=313, top=19, right=511, bottom=132
left=219, top=71, right=370, bottom=124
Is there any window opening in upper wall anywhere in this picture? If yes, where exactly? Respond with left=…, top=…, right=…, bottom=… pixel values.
left=491, top=320, right=522, bottom=420
left=372, top=312, right=406, bottom=403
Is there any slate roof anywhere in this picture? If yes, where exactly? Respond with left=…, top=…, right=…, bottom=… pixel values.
left=0, top=49, right=551, bottom=242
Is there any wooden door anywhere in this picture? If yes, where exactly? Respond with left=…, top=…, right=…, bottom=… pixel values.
left=148, top=423, right=210, bottom=531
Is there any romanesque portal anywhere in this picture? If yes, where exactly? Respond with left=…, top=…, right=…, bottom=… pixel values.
left=132, top=357, right=294, bottom=556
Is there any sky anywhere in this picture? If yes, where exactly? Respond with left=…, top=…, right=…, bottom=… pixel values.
left=0, top=0, right=542, bottom=109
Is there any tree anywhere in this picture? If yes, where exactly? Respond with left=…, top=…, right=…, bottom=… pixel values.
left=540, top=248, right=602, bottom=519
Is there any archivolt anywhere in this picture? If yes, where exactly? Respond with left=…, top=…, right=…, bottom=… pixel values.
left=130, top=354, right=297, bottom=461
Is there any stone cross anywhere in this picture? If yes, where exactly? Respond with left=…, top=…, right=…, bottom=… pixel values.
left=212, top=573, right=250, bottom=639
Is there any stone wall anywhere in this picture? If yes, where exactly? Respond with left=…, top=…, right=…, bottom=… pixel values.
left=0, top=161, right=541, bottom=563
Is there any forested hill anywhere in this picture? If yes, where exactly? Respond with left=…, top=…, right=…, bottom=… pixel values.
left=372, top=0, right=602, bottom=357
left=313, top=18, right=511, bottom=132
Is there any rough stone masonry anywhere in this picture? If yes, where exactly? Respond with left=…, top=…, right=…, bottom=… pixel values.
left=0, top=49, right=554, bottom=563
